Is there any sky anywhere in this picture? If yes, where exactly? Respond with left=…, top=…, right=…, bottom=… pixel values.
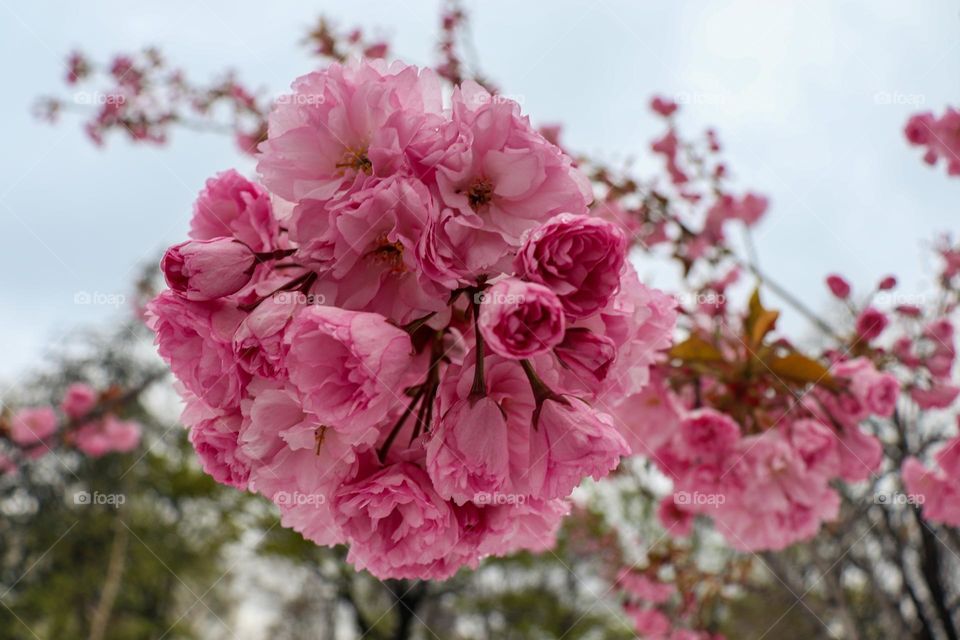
left=1, top=0, right=959, bottom=381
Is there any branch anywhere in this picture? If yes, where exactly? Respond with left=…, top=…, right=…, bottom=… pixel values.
left=87, top=515, right=130, bottom=640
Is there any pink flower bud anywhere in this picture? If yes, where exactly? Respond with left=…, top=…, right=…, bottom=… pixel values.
left=162, top=237, right=256, bottom=300
left=855, top=307, right=888, bottom=341
left=61, top=382, right=98, bottom=420
left=10, top=407, right=58, bottom=446
left=825, top=274, right=851, bottom=299
left=650, top=96, right=678, bottom=117
left=553, top=328, right=616, bottom=387
left=479, top=279, right=566, bottom=359
left=878, top=275, right=897, bottom=290
left=516, top=214, right=627, bottom=319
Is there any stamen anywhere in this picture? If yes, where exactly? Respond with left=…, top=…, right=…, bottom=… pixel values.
left=466, top=177, right=494, bottom=211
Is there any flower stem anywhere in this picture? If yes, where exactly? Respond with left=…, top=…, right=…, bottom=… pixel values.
left=519, top=359, right=568, bottom=428
left=378, top=385, right=427, bottom=463
left=469, top=294, right=487, bottom=400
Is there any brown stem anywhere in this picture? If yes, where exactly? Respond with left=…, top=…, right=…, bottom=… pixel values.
left=378, top=387, right=426, bottom=463
left=87, top=515, right=129, bottom=640
left=519, top=359, right=569, bottom=429
left=469, top=296, right=486, bottom=400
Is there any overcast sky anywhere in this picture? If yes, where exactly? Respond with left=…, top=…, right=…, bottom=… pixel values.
left=1, top=0, right=959, bottom=382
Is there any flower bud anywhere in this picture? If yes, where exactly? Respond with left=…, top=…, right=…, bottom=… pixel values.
left=162, top=238, right=256, bottom=300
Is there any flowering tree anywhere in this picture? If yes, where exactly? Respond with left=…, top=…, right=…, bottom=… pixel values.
left=24, top=3, right=960, bottom=639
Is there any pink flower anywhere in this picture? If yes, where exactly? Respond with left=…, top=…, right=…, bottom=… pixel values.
left=335, top=460, right=459, bottom=579
left=705, top=193, right=768, bottom=235
left=650, top=96, right=679, bottom=117
left=426, top=395, right=510, bottom=505
left=479, top=278, right=566, bottom=359
left=284, top=306, right=415, bottom=434
left=476, top=498, right=569, bottom=556
left=787, top=419, right=840, bottom=477
left=717, top=432, right=840, bottom=551
left=61, top=383, right=97, bottom=420
left=553, top=328, right=617, bottom=393
left=189, top=170, right=281, bottom=252
left=612, top=372, right=682, bottom=456
left=162, top=238, right=256, bottom=301
left=147, top=291, right=248, bottom=409
left=183, top=397, right=251, bottom=490
left=905, top=112, right=934, bottom=145
left=935, top=436, right=960, bottom=478
left=618, top=570, right=675, bottom=604
left=878, top=275, right=897, bottom=290
left=416, top=206, right=514, bottom=289
left=839, top=358, right=899, bottom=417
left=233, top=294, right=300, bottom=379
left=516, top=213, right=627, bottom=319
left=835, top=424, right=883, bottom=482
left=73, top=416, right=141, bottom=457
left=825, top=274, right=851, bottom=299
left=243, top=387, right=374, bottom=546
left=291, top=176, right=446, bottom=323
left=435, top=84, right=592, bottom=246
left=258, top=61, right=443, bottom=203
left=903, top=457, right=960, bottom=527
left=855, top=307, right=888, bottom=341
left=9, top=407, right=58, bottom=446
left=677, top=409, right=740, bottom=461
left=911, top=384, right=960, bottom=409
left=657, top=495, right=694, bottom=536
left=631, top=608, right=672, bottom=637
left=583, top=265, right=677, bottom=399
left=529, top=397, right=629, bottom=499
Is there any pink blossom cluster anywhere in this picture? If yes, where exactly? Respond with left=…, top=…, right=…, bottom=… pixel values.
left=618, top=570, right=722, bottom=640
left=905, top=108, right=960, bottom=176
left=0, top=383, right=141, bottom=473
left=146, top=60, right=676, bottom=580
left=616, top=357, right=897, bottom=552
left=592, top=96, right=768, bottom=274
left=39, top=23, right=390, bottom=156
left=897, top=309, right=960, bottom=525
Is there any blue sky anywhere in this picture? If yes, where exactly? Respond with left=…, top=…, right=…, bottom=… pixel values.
left=1, top=0, right=958, bottom=379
